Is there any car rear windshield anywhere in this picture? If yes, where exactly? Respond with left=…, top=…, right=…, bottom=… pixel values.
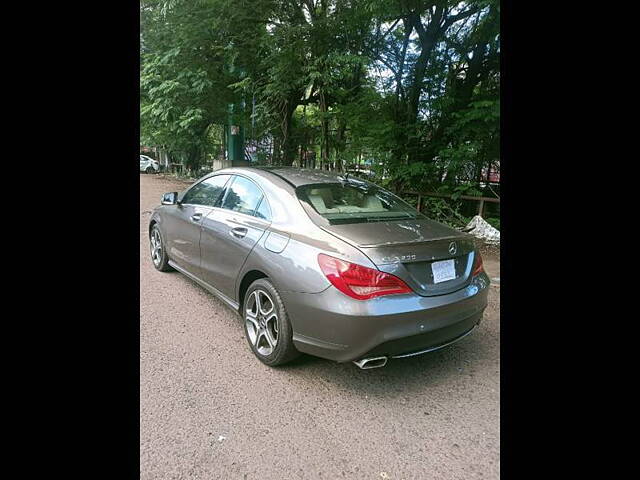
left=297, top=182, right=424, bottom=225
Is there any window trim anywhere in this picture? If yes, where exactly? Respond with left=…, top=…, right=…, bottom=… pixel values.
left=253, top=195, right=272, bottom=221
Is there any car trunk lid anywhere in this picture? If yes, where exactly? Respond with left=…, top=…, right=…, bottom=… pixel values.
left=321, top=219, right=477, bottom=296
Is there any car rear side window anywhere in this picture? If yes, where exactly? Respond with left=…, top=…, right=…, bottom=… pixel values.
left=182, top=174, right=231, bottom=207
left=254, top=196, right=272, bottom=221
left=220, top=176, right=264, bottom=216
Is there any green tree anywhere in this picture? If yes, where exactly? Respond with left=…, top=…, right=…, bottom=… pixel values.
left=140, top=0, right=500, bottom=215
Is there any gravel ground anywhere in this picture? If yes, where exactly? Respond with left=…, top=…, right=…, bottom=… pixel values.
left=140, top=174, right=500, bottom=480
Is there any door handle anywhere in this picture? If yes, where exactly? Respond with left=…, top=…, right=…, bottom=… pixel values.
left=230, top=226, right=248, bottom=238
left=190, top=213, right=203, bottom=222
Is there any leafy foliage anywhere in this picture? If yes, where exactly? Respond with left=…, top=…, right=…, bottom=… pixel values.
left=140, top=0, right=500, bottom=222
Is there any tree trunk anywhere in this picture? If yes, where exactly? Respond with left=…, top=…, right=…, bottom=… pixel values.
left=405, top=9, right=444, bottom=164
left=319, top=91, right=329, bottom=167
left=280, top=95, right=299, bottom=166
left=334, top=117, right=346, bottom=172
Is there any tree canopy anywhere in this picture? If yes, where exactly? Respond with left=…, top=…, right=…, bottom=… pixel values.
left=140, top=0, right=500, bottom=199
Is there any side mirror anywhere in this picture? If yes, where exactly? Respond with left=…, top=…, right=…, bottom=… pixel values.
left=161, top=192, right=179, bottom=205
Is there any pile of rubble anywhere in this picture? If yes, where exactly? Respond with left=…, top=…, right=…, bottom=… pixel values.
left=462, top=215, right=500, bottom=245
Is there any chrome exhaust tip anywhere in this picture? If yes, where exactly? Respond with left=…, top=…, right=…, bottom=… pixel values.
left=353, top=356, right=388, bottom=369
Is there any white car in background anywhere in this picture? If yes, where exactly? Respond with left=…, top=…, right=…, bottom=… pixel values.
left=140, top=155, right=160, bottom=174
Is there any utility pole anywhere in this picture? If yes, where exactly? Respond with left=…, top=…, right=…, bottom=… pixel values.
left=226, top=103, right=246, bottom=166
left=225, top=61, right=248, bottom=167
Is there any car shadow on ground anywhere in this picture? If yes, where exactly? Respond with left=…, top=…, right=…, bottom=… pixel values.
left=277, top=334, right=490, bottom=398
left=163, top=270, right=493, bottom=398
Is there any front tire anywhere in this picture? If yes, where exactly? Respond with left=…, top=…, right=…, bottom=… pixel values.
left=146, top=166, right=154, bottom=174
left=150, top=225, right=173, bottom=272
left=243, top=279, right=299, bottom=367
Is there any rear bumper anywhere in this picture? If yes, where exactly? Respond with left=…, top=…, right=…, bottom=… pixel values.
left=282, top=273, right=489, bottom=363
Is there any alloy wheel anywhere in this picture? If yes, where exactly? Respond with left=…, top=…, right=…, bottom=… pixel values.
left=150, top=228, right=163, bottom=267
left=245, top=289, right=279, bottom=356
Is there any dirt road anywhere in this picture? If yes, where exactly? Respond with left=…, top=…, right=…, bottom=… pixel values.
left=140, top=174, right=500, bottom=480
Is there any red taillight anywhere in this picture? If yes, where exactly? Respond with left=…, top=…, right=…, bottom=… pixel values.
left=472, top=251, right=484, bottom=276
left=317, top=253, right=412, bottom=300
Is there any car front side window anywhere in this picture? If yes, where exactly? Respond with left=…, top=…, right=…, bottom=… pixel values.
left=182, top=174, right=231, bottom=207
left=220, top=176, right=264, bottom=216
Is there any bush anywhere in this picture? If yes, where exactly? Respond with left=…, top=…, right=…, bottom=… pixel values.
left=418, top=197, right=469, bottom=229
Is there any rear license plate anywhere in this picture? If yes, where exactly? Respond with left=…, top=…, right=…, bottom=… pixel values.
left=431, top=259, right=456, bottom=283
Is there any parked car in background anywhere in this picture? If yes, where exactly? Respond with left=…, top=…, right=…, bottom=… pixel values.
left=140, top=155, right=160, bottom=174
left=148, top=167, right=489, bottom=369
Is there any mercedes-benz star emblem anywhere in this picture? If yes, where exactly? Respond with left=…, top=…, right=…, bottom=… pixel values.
left=448, top=242, right=457, bottom=255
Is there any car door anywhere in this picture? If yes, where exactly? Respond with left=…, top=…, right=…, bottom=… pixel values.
left=161, top=174, right=232, bottom=276
left=199, top=175, right=272, bottom=300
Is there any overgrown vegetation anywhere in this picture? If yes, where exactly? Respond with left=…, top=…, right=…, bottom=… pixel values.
left=141, top=0, right=500, bottom=225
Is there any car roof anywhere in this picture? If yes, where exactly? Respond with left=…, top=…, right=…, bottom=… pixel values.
left=243, top=167, right=358, bottom=187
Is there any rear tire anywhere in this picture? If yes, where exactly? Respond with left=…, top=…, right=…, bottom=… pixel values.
left=243, top=279, right=299, bottom=367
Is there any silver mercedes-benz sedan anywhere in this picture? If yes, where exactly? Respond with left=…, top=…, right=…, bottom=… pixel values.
left=148, top=167, right=489, bottom=369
